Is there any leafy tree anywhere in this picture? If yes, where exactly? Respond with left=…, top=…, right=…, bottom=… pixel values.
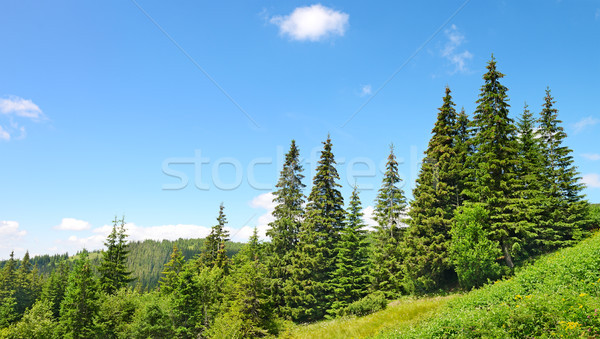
left=329, top=185, right=371, bottom=316
left=98, top=217, right=134, bottom=294
left=201, top=204, right=230, bottom=269
left=462, top=56, right=520, bottom=268
left=159, top=244, right=185, bottom=295
left=285, top=135, right=345, bottom=322
left=405, top=87, right=461, bottom=293
left=4, top=299, right=57, bottom=339
left=59, top=251, right=100, bottom=339
left=537, top=88, right=589, bottom=250
left=266, top=140, right=305, bottom=313
left=371, top=145, right=407, bottom=298
left=449, top=203, right=502, bottom=289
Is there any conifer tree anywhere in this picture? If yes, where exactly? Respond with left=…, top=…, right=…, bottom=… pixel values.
left=266, top=140, right=305, bottom=313
left=405, top=87, right=461, bottom=292
left=463, top=56, right=521, bottom=268
left=371, top=145, right=407, bottom=298
left=284, top=135, right=345, bottom=322
left=201, top=204, right=230, bottom=269
left=329, top=185, right=370, bottom=316
left=41, top=260, right=70, bottom=318
left=59, top=251, right=100, bottom=339
left=514, top=104, right=546, bottom=256
left=159, top=244, right=185, bottom=295
left=14, top=251, right=41, bottom=316
left=537, top=88, right=589, bottom=249
left=0, top=251, right=18, bottom=327
left=454, top=108, right=470, bottom=207
left=98, top=217, right=134, bottom=294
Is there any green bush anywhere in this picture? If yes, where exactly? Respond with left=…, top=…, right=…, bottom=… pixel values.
left=342, top=291, right=387, bottom=317
left=449, top=203, right=503, bottom=289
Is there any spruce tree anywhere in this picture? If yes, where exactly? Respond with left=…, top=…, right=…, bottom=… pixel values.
left=405, top=86, right=462, bottom=292
left=463, top=56, right=521, bottom=268
left=514, top=103, right=546, bottom=256
left=329, top=185, right=370, bottom=316
left=41, top=260, right=70, bottom=318
left=98, top=217, right=134, bottom=294
left=159, top=244, right=185, bottom=295
left=59, top=251, right=100, bottom=339
left=0, top=251, right=18, bottom=327
left=371, top=145, right=407, bottom=298
left=284, top=135, right=345, bottom=322
left=454, top=108, right=470, bottom=208
left=537, top=88, right=589, bottom=250
left=201, top=204, right=230, bottom=269
left=266, top=140, right=305, bottom=313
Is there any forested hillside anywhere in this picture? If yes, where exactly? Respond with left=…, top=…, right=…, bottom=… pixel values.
left=0, top=57, right=597, bottom=338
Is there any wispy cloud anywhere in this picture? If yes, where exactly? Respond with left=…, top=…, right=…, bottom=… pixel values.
left=0, top=126, right=10, bottom=141
left=441, top=24, right=472, bottom=74
left=581, top=173, right=600, bottom=188
left=582, top=153, right=600, bottom=161
left=54, top=218, right=92, bottom=231
left=249, top=192, right=275, bottom=240
left=361, top=205, right=377, bottom=231
left=573, top=116, right=599, bottom=134
left=270, top=4, right=349, bottom=42
left=360, top=84, right=372, bottom=97
left=0, top=95, right=45, bottom=120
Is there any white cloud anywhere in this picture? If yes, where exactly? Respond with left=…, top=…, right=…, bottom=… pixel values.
left=582, top=173, right=600, bottom=188
left=0, top=95, right=44, bottom=120
left=249, top=192, right=276, bottom=240
left=360, top=84, right=372, bottom=97
left=0, top=125, right=10, bottom=141
left=582, top=153, right=600, bottom=161
left=573, top=116, right=599, bottom=134
left=441, top=24, right=473, bottom=74
left=361, top=205, right=377, bottom=231
left=54, top=218, right=92, bottom=231
left=270, top=4, right=349, bottom=41
left=0, top=221, right=27, bottom=250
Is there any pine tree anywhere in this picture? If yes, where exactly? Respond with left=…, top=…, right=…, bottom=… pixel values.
left=284, top=135, right=345, bottom=322
left=41, top=260, right=70, bottom=318
left=514, top=103, right=546, bottom=256
left=329, top=185, right=370, bottom=316
left=59, top=251, right=100, bottom=339
left=371, top=145, right=407, bottom=298
left=0, top=251, right=18, bottom=327
left=14, top=251, right=41, bottom=316
left=454, top=108, right=470, bottom=208
left=201, top=204, right=230, bottom=269
left=405, top=86, right=461, bottom=292
left=463, top=56, right=521, bottom=268
left=266, top=140, right=305, bottom=314
left=98, top=217, right=134, bottom=294
left=537, top=88, right=589, bottom=250
left=159, top=244, right=185, bottom=295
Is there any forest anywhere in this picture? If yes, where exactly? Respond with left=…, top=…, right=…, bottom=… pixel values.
left=0, top=56, right=598, bottom=338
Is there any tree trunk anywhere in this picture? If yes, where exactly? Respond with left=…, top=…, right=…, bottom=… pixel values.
left=502, top=241, right=514, bottom=268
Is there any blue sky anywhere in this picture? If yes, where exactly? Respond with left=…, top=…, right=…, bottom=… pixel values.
left=1, top=1, right=599, bottom=259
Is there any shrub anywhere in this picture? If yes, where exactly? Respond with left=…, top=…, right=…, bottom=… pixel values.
left=342, top=291, right=387, bottom=317
left=449, top=203, right=503, bottom=289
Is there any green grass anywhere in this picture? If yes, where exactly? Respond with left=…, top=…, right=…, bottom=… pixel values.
left=281, top=295, right=456, bottom=339
left=378, top=231, right=600, bottom=338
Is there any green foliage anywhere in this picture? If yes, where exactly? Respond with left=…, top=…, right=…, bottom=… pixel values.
left=159, top=244, right=185, bottom=295
left=329, top=186, right=371, bottom=316
left=405, top=87, right=462, bottom=293
left=40, top=260, right=70, bottom=318
left=200, top=204, right=231, bottom=270
left=342, top=291, right=387, bottom=317
left=285, top=135, right=345, bottom=322
left=98, top=217, right=134, bottom=294
left=4, top=299, right=57, bottom=339
left=407, top=231, right=600, bottom=338
left=96, top=288, right=139, bottom=338
left=128, top=293, right=175, bottom=339
left=59, top=251, right=100, bottom=339
left=371, top=145, right=407, bottom=298
left=449, top=203, right=503, bottom=289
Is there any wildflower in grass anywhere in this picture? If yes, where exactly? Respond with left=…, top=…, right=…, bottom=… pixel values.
left=579, top=293, right=587, bottom=297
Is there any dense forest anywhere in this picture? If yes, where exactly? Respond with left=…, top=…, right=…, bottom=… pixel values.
left=1, top=56, right=598, bottom=338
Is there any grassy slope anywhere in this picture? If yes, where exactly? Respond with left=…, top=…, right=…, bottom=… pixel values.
left=379, top=231, right=600, bottom=338
left=281, top=295, right=456, bottom=339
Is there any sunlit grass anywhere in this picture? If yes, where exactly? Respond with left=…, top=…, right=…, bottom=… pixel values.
left=281, top=295, right=457, bottom=339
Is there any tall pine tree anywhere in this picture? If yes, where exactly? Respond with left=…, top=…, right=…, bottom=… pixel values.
left=98, top=217, right=134, bottom=294
left=266, top=140, right=305, bottom=314
left=405, top=86, right=462, bottom=293
left=329, top=185, right=370, bottom=316
left=463, top=56, right=521, bottom=268
left=371, top=145, right=407, bottom=298
left=159, top=244, right=185, bottom=295
left=201, top=204, right=230, bottom=269
left=537, top=88, right=589, bottom=250
left=284, top=135, right=345, bottom=322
